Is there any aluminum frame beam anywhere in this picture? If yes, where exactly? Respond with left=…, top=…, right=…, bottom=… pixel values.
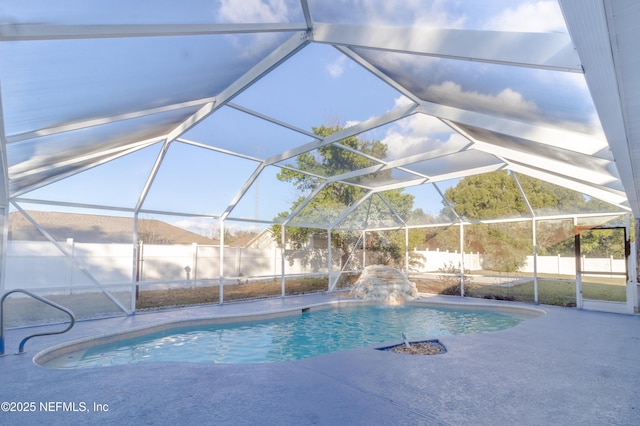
left=5, top=99, right=215, bottom=145
left=10, top=138, right=163, bottom=198
left=420, top=103, right=609, bottom=157
left=470, top=140, right=618, bottom=188
left=135, top=31, right=311, bottom=213
left=508, top=161, right=629, bottom=208
left=559, top=0, right=639, bottom=215
left=0, top=23, right=308, bottom=41
left=263, top=102, right=419, bottom=166
left=10, top=202, right=131, bottom=314
left=312, top=23, right=582, bottom=72
left=165, top=30, right=312, bottom=144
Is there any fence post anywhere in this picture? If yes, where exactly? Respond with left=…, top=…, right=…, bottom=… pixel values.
left=610, top=255, right=614, bottom=278
left=191, top=242, right=198, bottom=287
left=66, top=238, right=74, bottom=294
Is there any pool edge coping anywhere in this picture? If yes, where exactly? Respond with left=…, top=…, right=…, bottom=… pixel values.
left=33, top=297, right=546, bottom=367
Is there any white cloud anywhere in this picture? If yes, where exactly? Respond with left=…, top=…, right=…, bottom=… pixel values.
left=408, top=0, right=467, bottom=29
left=381, top=108, right=470, bottom=160
left=535, top=68, right=588, bottom=91
left=173, top=218, right=216, bottom=238
left=347, top=0, right=466, bottom=28
left=233, top=32, right=285, bottom=59
left=217, top=0, right=291, bottom=23
left=587, top=112, right=606, bottom=140
left=426, top=81, right=540, bottom=121
left=483, top=1, right=566, bottom=33
left=423, top=81, right=602, bottom=134
left=216, top=0, right=295, bottom=59
left=172, top=217, right=267, bottom=237
left=326, top=55, right=347, bottom=78
left=393, top=96, right=414, bottom=108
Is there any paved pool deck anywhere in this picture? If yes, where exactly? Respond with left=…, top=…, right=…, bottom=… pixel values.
left=1, top=294, right=639, bottom=425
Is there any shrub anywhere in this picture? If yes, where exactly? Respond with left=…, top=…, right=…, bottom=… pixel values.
left=437, top=261, right=473, bottom=289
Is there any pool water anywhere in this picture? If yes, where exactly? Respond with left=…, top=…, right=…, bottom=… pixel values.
left=43, top=304, right=530, bottom=368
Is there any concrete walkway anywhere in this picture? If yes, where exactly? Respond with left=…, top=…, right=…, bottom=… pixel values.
left=0, top=294, right=638, bottom=425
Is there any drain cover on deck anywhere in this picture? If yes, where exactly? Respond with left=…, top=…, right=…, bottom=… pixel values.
left=377, top=339, right=447, bottom=355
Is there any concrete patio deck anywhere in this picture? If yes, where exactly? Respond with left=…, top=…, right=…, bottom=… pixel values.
left=1, top=294, right=638, bottom=425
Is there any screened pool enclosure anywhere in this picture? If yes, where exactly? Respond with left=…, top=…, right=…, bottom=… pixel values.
left=1, top=0, right=639, bottom=325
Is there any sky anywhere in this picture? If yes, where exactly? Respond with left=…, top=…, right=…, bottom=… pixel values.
left=2, top=0, right=611, bottom=236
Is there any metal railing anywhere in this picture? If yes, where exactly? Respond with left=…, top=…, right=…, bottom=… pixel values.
left=1, top=289, right=76, bottom=355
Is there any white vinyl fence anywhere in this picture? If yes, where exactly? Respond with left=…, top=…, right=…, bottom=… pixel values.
left=414, top=249, right=626, bottom=276
left=2, top=242, right=627, bottom=292
left=3, top=241, right=338, bottom=292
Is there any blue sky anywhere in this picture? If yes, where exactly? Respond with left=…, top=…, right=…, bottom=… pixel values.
left=22, top=39, right=459, bottom=233
left=24, top=41, right=414, bottom=224
left=5, top=0, right=606, bottom=235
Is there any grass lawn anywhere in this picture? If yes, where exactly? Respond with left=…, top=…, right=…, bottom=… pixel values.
left=3, top=277, right=334, bottom=327
left=413, top=274, right=626, bottom=306
left=467, top=280, right=626, bottom=306
left=3, top=273, right=628, bottom=327
left=136, top=276, right=333, bottom=309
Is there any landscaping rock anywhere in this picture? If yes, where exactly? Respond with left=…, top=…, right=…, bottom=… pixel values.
left=350, top=265, right=418, bottom=305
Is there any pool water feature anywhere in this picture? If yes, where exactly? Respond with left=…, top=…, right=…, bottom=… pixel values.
left=39, top=304, right=535, bottom=368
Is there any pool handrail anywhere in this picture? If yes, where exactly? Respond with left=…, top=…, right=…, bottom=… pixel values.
left=1, top=289, right=76, bottom=355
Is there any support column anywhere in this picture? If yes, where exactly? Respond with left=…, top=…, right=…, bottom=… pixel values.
left=219, top=220, right=224, bottom=304
left=362, top=230, right=366, bottom=268
left=459, top=222, right=465, bottom=297
left=633, top=219, right=640, bottom=282
left=533, top=218, right=539, bottom=304
left=574, top=217, right=583, bottom=309
left=631, top=216, right=639, bottom=312
left=0, top=205, right=7, bottom=293
left=405, top=227, right=409, bottom=274
left=192, top=242, right=198, bottom=286
left=281, top=226, right=286, bottom=298
left=131, top=213, right=140, bottom=312
left=327, top=229, right=332, bottom=291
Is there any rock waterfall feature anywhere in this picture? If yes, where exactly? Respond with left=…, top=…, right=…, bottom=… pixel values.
left=350, top=265, right=418, bottom=305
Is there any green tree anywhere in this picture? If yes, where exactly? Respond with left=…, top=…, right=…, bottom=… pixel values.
left=441, top=171, right=627, bottom=271
left=542, top=222, right=629, bottom=258
left=272, top=125, right=418, bottom=273
left=443, top=171, right=587, bottom=219
left=444, top=171, right=527, bottom=219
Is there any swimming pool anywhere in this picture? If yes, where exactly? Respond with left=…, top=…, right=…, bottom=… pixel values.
left=38, top=303, right=537, bottom=368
